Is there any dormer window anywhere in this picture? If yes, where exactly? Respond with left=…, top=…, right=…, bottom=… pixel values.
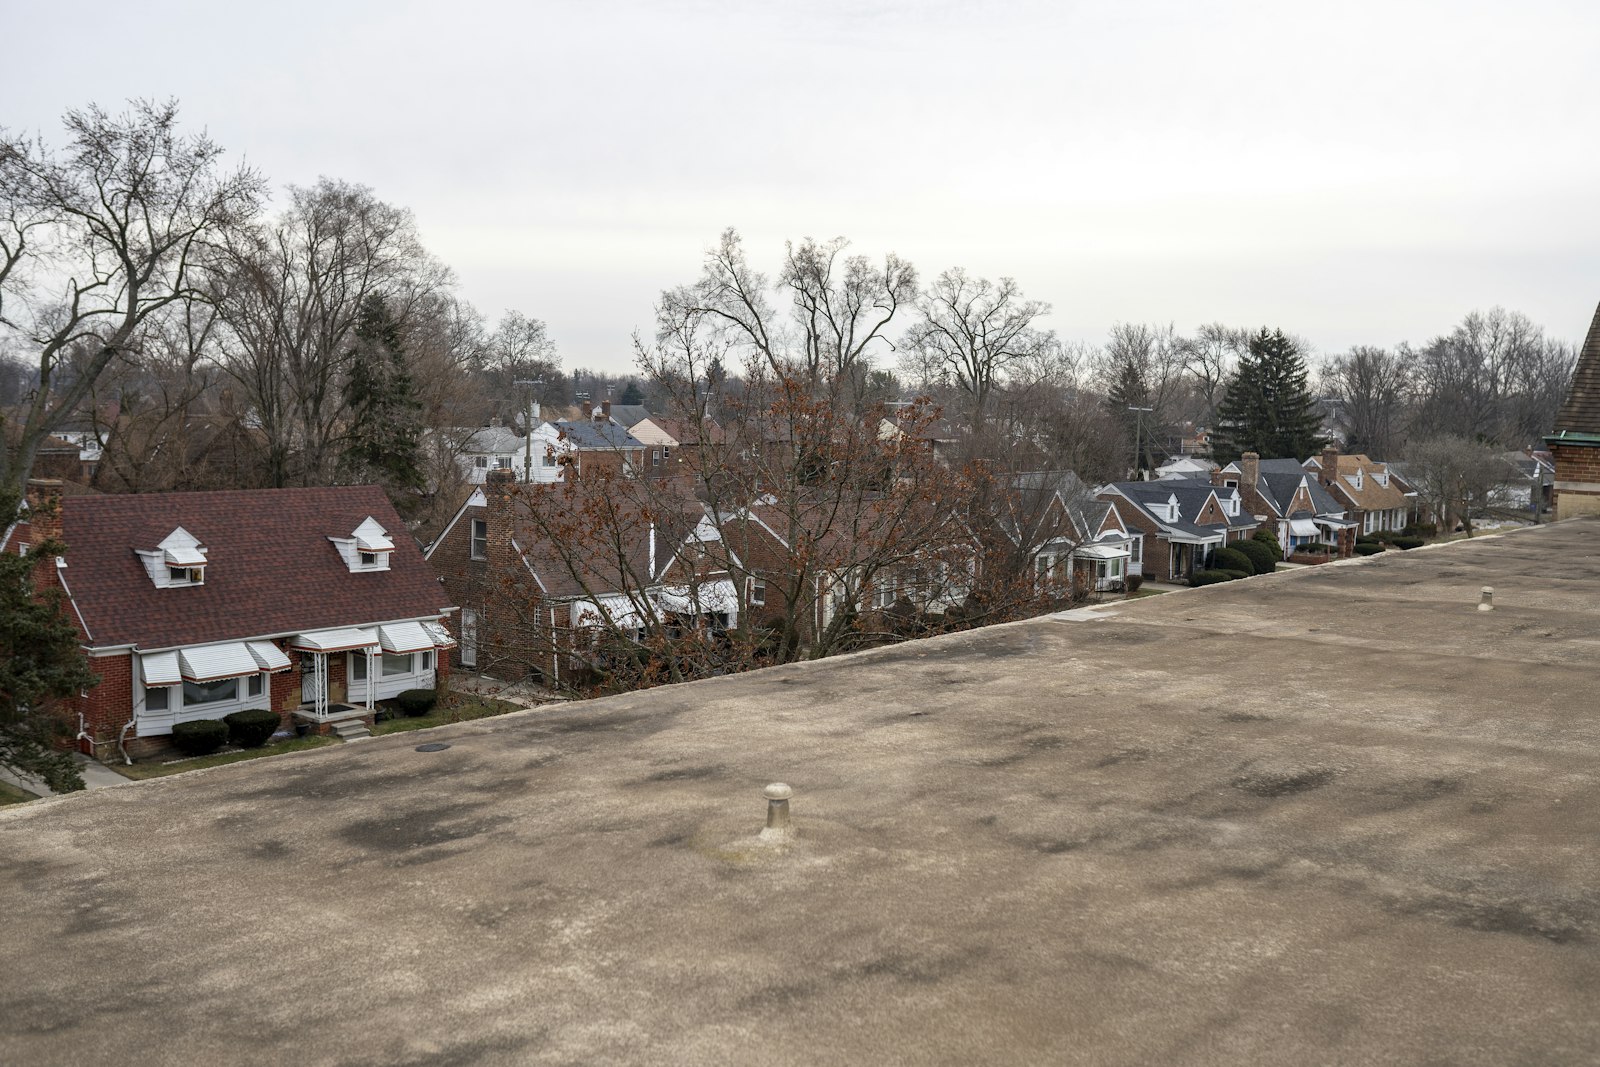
left=330, top=517, right=394, bottom=573
left=138, top=527, right=208, bottom=588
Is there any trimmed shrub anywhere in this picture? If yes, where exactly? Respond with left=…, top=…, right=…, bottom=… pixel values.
left=223, top=709, right=279, bottom=749
left=1125, top=573, right=1144, bottom=594
left=1211, top=546, right=1254, bottom=576
left=1234, top=539, right=1277, bottom=575
left=395, top=688, right=438, bottom=717
left=1354, top=542, right=1386, bottom=556
left=1252, top=527, right=1284, bottom=556
left=1391, top=536, right=1424, bottom=550
left=171, top=719, right=228, bottom=757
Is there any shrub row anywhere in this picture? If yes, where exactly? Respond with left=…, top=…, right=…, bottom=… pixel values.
left=169, top=709, right=283, bottom=756
left=1191, top=569, right=1244, bottom=587
left=1391, top=536, right=1424, bottom=550
left=1234, top=538, right=1278, bottom=575
left=1354, top=542, right=1386, bottom=556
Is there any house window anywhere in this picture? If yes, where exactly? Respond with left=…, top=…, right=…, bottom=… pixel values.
left=495, top=456, right=513, bottom=469
left=1129, top=538, right=1142, bottom=564
left=183, top=677, right=238, bottom=706
left=168, top=566, right=203, bottom=585
left=359, top=551, right=378, bottom=566
left=422, top=650, right=434, bottom=671
left=247, top=674, right=264, bottom=700
left=651, top=448, right=662, bottom=466
left=383, top=652, right=412, bottom=677
left=748, top=577, right=767, bottom=606
left=542, top=452, right=556, bottom=467
left=352, top=653, right=369, bottom=681
left=474, top=456, right=489, bottom=469
left=661, top=447, right=671, bottom=462
left=470, top=519, right=488, bottom=561
left=145, top=685, right=170, bottom=712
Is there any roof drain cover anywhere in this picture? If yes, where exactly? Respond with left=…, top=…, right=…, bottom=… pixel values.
left=415, top=742, right=451, bottom=753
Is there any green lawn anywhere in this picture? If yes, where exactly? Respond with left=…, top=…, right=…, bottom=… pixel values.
left=372, top=697, right=521, bottom=736
left=0, top=780, right=40, bottom=806
left=112, top=736, right=338, bottom=781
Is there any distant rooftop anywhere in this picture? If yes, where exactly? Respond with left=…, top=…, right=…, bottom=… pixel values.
left=5, top=521, right=1600, bottom=1064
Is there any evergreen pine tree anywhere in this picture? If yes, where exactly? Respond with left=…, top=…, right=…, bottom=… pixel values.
left=1211, top=328, right=1323, bottom=463
left=619, top=379, right=645, bottom=406
left=0, top=491, right=95, bottom=792
left=343, top=295, right=425, bottom=509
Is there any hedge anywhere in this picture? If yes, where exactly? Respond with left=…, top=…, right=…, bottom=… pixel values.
left=1391, top=536, right=1424, bottom=550
left=1125, top=573, right=1144, bottom=594
left=1354, top=542, right=1386, bottom=556
left=395, top=688, right=438, bottom=717
left=1252, top=528, right=1284, bottom=557
left=1211, top=546, right=1254, bottom=576
left=171, top=719, right=228, bottom=757
left=1191, top=569, right=1241, bottom=587
left=224, top=709, right=279, bottom=748
left=1234, top=539, right=1277, bottom=574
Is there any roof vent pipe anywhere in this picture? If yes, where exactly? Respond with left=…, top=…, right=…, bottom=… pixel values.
left=1479, top=586, right=1494, bottom=612
left=759, top=782, right=794, bottom=843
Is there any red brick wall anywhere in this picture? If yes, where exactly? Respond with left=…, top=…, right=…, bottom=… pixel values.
left=1553, top=443, right=1600, bottom=518
left=73, top=652, right=132, bottom=761
left=1100, top=496, right=1173, bottom=582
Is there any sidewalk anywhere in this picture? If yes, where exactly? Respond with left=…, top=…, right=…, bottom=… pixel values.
left=0, top=753, right=132, bottom=799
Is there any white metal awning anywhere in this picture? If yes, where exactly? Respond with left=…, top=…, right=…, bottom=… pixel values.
left=653, top=577, right=739, bottom=614
left=1316, top=517, right=1357, bottom=529
left=421, top=620, right=457, bottom=650
left=1074, top=542, right=1130, bottom=560
left=572, top=598, right=644, bottom=630
left=163, top=545, right=207, bottom=567
left=1289, top=518, right=1321, bottom=537
left=355, top=530, right=395, bottom=552
left=290, top=627, right=381, bottom=653
left=247, top=640, right=292, bottom=673
left=376, top=621, right=434, bottom=654
left=178, top=643, right=260, bottom=682
left=139, top=650, right=182, bottom=687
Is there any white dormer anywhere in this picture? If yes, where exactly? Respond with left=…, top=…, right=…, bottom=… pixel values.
left=136, top=526, right=208, bottom=588
left=329, top=516, right=394, bottom=573
left=1346, top=468, right=1364, bottom=491
left=1223, top=490, right=1240, bottom=517
left=1154, top=494, right=1180, bottom=522
left=1374, top=468, right=1389, bottom=487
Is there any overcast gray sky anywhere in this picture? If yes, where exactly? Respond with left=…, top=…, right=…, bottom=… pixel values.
left=5, top=0, right=1598, bottom=372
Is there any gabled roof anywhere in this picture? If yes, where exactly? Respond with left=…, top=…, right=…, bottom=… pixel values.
left=1104, top=480, right=1256, bottom=539
left=459, top=426, right=527, bottom=454
left=509, top=483, right=710, bottom=600
left=1305, top=454, right=1411, bottom=511
left=553, top=420, right=645, bottom=451
left=60, top=487, right=449, bottom=650
left=1239, top=458, right=1345, bottom=518
left=1551, top=302, right=1600, bottom=439
left=607, top=404, right=653, bottom=429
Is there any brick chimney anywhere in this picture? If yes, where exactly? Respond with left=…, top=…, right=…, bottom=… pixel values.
left=1319, top=445, right=1339, bottom=488
left=1239, top=452, right=1260, bottom=490
left=25, top=479, right=64, bottom=548
left=600, top=399, right=611, bottom=422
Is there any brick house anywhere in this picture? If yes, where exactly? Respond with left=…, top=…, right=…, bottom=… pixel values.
left=1211, top=452, right=1356, bottom=558
left=1302, top=447, right=1416, bottom=537
left=433, top=469, right=738, bottom=685
left=1096, top=480, right=1259, bottom=582
left=5, top=481, right=456, bottom=762
left=1547, top=301, right=1600, bottom=519
left=1011, top=472, right=1136, bottom=593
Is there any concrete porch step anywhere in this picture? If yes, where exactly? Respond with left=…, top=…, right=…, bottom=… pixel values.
left=331, top=720, right=372, bottom=742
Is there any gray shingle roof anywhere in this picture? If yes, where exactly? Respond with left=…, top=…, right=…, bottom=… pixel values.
left=554, top=420, right=645, bottom=450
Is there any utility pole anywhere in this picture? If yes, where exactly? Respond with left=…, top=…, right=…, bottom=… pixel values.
left=513, top=378, right=544, bottom=481
left=1127, top=405, right=1153, bottom=480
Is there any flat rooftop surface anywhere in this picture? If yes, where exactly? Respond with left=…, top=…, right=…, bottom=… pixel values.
left=5, top=522, right=1600, bottom=1065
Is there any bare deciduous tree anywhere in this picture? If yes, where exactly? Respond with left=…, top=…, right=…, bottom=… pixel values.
left=0, top=99, right=264, bottom=506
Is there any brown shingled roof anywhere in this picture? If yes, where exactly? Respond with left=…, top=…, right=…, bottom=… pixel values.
left=61, top=486, right=451, bottom=649
left=1553, top=301, right=1600, bottom=437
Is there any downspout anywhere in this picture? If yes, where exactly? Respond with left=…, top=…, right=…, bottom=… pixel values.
left=118, top=719, right=136, bottom=765
left=648, top=522, right=656, bottom=580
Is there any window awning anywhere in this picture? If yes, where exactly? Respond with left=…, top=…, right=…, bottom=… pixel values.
left=653, top=577, right=739, bottom=614
left=247, top=640, right=292, bottom=673
left=290, top=627, right=381, bottom=653
left=421, top=620, right=457, bottom=650
left=1316, top=517, right=1357, bottom=529
left=1074, top=542, right=1130, bottom=560
left=355, top=531, right=395, bottom=553
left=376, top=621, right=434, bottom=654
left=140, top=650, right=182, bottom=687
left=1289, top=518, right=1321, bottom=537
left=178, top=643, right=260, bottom=682
left=163, top=546, right=207, bottom=567
left=572, top=598, right=644, bottom=631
